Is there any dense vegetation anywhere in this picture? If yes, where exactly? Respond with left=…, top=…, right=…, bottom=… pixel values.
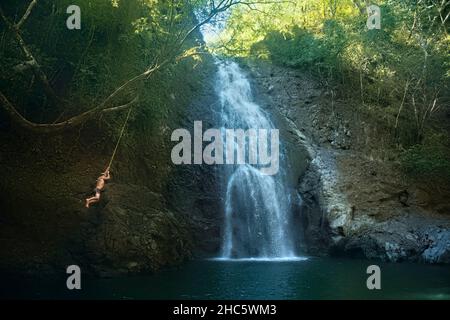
left=0, top=0, right=240, bottom=134
left=211, top=0, right=450, bottom=183
left=0, top=0, right=449, bottom=183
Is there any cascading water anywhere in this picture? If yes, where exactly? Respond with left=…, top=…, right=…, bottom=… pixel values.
left=216, top=61, right=298, bottom=259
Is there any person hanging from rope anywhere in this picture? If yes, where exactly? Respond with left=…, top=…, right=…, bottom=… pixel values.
left=84, top=97, right=136, bottom=208
left=85, top=167, right=111, bottom=208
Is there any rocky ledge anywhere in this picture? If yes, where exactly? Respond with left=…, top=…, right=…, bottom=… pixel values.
left=300, top=149, right=450, bottom=263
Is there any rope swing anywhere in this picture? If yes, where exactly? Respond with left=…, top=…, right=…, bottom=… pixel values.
left=106, top=103, right=134, bottom=171
left=85, top=102, right=135, bottom=208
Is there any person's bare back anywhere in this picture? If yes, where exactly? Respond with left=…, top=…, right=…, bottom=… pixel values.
left=85, top=168, right=110, bottom=208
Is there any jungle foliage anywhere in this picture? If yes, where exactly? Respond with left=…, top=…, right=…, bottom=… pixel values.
left=0, top=0, right=240, bottom=132
left=211, top=0, right=450, bottom=182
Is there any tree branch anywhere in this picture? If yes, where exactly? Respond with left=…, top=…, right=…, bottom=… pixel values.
left=0, top=3, right=63, bottom=107
left=102, top=96, right=139, bottom=113
left=0, top=0, right=259, bottom=133
left=15, top=0, right=37, bottom=30
left=0, top=90, right=139, bottom=133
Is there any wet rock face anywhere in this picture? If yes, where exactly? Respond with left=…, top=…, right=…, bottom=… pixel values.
left=164, top=62, right=223, bottom=257
left=74, top=183, right=193, bottom=275
left=299, top=150, right=450, bottom=264
left=79, top=56, right=223, bottom=273
left=297, top=151, right=354, bottom=256
left=245, top=59, right=450, bottom=264
left=298, top=131, right=450, bottom=264
left=330, top=223, right=450, bottom=264
left=421, top=229, right=450, bottom=264
left=83, top=54, right=223, bottom=269
left=0, top=52, right=221, bottom=276
left=166, top=164, right=222, bottom=256
left=240, top=60, right=313, bottom=188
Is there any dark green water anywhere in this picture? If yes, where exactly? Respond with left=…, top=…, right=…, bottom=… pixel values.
left=2, top=257, right=450, bottom=300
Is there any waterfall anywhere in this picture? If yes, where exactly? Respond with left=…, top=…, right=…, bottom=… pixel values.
left=216, top=61, right=297, bottom=259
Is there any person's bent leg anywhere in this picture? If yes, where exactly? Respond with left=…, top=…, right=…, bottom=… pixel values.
left=85, top=197, right=95, bottom=208
left=86, top=193, right=100, bottom=208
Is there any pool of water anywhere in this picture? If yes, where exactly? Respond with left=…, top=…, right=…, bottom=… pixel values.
left=2, top=257, right=450, bottom=299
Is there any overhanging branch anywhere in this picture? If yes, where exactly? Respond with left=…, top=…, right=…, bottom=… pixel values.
left=0, top=0, right=267, bottom=133
left=0, top=90, right=139, bottom=133
left=0, top=2, right=63, bottom=107
left=16, top=0, right=37, bottom=30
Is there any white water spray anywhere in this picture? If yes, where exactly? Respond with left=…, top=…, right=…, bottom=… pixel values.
left=216, top=61, right=298, bottom=259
